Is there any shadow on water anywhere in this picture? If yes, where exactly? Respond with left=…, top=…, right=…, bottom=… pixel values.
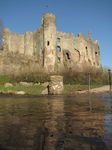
left=0, top=93, right=112, bottom=150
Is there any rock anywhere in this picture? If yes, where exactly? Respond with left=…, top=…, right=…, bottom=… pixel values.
left=41, top=82, right=49, bottom=87
left=0, top=90, right=5, bottom=94
left=8, top=90, right=15, bottom=94
left=34, top=82, right=40, bottom=86
left=16, top=91, right=26, bottom=95
left=41, top=88, right=48, bottom=95
left=18, top=82, right=33, bottom=86
left=49, top=75, right=63, bottom=94
left=4, top=83, right=13, bottom=87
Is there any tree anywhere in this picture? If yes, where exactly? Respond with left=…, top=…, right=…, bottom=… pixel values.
left=0, top=19, right=4, bottom=50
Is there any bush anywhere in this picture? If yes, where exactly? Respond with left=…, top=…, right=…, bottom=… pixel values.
left=62, top=67, right=110, bottom=86
left=0, top=66, right=111, bottom=86
left=0, top=75, right=9, bottom=85
left=9, top=72, right=50, bottom=83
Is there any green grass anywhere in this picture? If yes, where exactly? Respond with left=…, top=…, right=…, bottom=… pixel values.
left=63, top=84, right=102, bottom=94
left=0, top=84, right=107, bottom=95
left=0, top=75, right=9, bottom=85
left=0, top=85, right=46, bottom=95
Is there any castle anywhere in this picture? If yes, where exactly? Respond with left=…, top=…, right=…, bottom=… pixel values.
left=0, top=13, right=101, bottom=74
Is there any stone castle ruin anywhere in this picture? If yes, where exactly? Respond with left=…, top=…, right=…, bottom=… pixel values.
left=0, top=13, right=101, bottom=74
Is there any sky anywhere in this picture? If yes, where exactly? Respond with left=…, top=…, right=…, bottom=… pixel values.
left=0, top=0, right=112, bottom=69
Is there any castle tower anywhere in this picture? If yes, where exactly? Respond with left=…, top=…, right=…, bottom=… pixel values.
left=3, top=28, right=10, bottom=51
left=43, top=13, right=57, bottom=72
left=88, top=31, right=92, bottom=41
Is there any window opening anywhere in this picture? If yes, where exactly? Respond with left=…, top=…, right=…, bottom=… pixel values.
left=57, top=38, right=60, bottom=42
left=58, top=57, right=61, bottom=63
left=47, top=41, right=50, bottom=46
left=85, top=46, right=88, bottom=55
left=66, top=52, right=70, bottom=59
left=57, top=46, right=61, bottom=51
left=95, top=52, right=97, bottom=55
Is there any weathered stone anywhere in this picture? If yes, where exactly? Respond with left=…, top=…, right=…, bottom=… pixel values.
left=34, top=82, right=40, bottom=86
left=41, top=82, right=49, bottom=87
left=8, top=90, right=15, bottom=94
left=18, top=82, right=33, bottom=86
left=0, top=90, right=5, bottom=94
left=41, top=88, right=48, bottom=95
left=0, top=13, right=101, bottom=75
left=4, top=83, right=13, bottom=87
left=49, top=75, right=63, bottom=94
left=16, top=91, right=26, bottom=95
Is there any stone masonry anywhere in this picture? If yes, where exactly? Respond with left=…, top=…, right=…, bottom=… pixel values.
left=0, top=13, right=101, bottom=74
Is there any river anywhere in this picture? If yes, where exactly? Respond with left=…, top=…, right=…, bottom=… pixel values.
left=0, top=93, right=112, bottom=150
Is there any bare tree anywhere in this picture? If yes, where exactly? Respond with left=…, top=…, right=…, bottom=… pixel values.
left=0, top=19, right=3, bottom=50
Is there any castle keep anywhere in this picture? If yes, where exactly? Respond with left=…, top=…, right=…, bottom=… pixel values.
left=0, top=13, right=101, bottom=74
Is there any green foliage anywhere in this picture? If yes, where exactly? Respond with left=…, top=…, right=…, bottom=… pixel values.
left=9, top=72, right=50, bottom=84
left=0, top=75, right=9, bottom=85
left=0, top=85, right=46, bottom=95
left=0, top=67, right=110, bottom=87
left=63, top=85, right=88, bottom=94
left=62, top=68, right=110, bottom=86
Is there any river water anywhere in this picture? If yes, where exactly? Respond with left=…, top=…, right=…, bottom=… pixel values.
left=0, top=93, right=112, bottom=150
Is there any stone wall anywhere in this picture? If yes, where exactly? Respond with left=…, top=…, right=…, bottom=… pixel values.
left=57, top=30, right=101, bottom=72
left=49, top=75, right=63, bottom=94
left=1, top=52, right=39, bottom=75
left=1, top=13, right=102, bottom=75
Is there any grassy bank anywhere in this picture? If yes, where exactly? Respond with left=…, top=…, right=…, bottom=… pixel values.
left=0, top=84, right=105, bottom=95
left=0, top=85, right=46, bottom=95
left=0, top=68, right=111, bottom=95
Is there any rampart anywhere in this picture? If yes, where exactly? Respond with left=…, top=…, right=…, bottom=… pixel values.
left=0, top=13, right=102, bottom=74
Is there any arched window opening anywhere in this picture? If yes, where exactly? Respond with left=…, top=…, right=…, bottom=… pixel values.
left=85, top=46, right=88, bottom=55
left=57, top=38, right=60, bottom=42
left=95, top=51, right=98, bottom=55
left=47, top=41, right=50, bottom=46
left=57, top=46, right=61, bottom=52
left=66, top=52, right=70, bottom=59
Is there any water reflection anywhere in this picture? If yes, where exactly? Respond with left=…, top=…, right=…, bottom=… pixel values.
left=101, top=93, right=112, bottom=150
left=0, top=94, right=111, bottom=150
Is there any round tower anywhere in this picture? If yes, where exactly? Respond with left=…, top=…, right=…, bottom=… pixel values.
left=43, top=13, right=57, bottom=72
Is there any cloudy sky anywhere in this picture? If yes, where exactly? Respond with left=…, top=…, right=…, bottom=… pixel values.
left=0, top=0, right=112, bottom=69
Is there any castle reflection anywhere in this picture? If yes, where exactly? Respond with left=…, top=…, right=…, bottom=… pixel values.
left=0, top=94, right=111, bottom=150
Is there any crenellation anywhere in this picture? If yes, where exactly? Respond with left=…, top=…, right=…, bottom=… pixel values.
left=0, top=13, right=102, bottom=74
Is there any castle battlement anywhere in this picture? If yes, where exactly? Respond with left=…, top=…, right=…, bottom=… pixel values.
left=0, top=13, right=101, bottom=74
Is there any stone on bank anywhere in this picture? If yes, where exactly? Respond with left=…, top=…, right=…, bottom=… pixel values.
left=49, top=75, right=63, bottom=94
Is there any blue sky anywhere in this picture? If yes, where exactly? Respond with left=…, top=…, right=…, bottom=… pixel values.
left=0, top=0, right=112, bottom=69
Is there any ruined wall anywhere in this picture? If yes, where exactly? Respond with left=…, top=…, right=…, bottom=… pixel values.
left=24, top=32, right=33, bottom=56
left=3, top=28, right=10, bottom=51
left=1, top=13, right=102, bottom=75
left=33, top=29, right=40, bottom=56
left=3, top=29, right=36, bottom=56
left=78, top=32, right=101, bottom=68
left=57, top=30, right=101, bottom=71
left=3, top=29, right=24, bottom=53
left=10, top=33, right=24, bottom=53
